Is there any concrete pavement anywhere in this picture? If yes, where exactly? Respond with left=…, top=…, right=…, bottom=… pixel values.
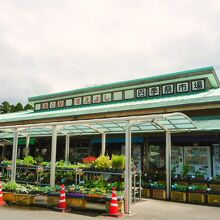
left=0, top=199, right=219, bottom=220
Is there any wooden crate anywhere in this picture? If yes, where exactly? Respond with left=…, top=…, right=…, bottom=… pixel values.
left=152, top=189, right=166, bottom=200
left=171, top=191, right=187, bottom=202
left=3, top=192, right=15, bottom=203
left=188, top=193, right=206, bottom=204
left=207, top=194, right=220, bottom=205
left=67, top=197, right=86, bottom=208
left=14, top=194, right=35, bottom=205
left=142, top=189, right=151, bottom=198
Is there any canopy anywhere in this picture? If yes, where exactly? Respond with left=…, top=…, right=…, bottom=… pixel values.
left=0, top=113, right=197, bottom=138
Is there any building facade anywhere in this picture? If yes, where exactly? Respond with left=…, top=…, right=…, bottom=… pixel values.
left=0, top=66, right=220, bottom=179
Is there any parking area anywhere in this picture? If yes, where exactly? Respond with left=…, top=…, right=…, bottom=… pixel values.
left=0, top=199, right=219, bottom=220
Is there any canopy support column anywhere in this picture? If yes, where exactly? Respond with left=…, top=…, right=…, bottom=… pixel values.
left=25, top=136, right=30, bottom=157
left=166, top=131, right=171, bottom=199
left=11, top=129, right=18, bottom=182
left=65, top=135, right=70, bottom=163
left=101, top=133, right=106, bottom=155
left=125, top=121, right=132, bottom=214
left=50, top=125, right=57, bottom=188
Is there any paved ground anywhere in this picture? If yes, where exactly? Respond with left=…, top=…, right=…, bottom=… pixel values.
left=0, top=199, right=220, bottom=220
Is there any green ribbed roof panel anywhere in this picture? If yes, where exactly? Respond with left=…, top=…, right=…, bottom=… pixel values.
left=28, top=66, right=218, bottom=102
left=1, top=88, right=220, bottom=124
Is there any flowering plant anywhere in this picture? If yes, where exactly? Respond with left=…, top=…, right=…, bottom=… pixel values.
left=82, top=156, right=96, bottom=164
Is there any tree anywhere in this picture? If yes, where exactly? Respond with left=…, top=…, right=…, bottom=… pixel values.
left=0, top=101, right=33, bottom=114
left=0, top=101, right=11, bottom=114
left=24, top=103, right=33, bottom=110
left=13, top=102, right=23, bottom=112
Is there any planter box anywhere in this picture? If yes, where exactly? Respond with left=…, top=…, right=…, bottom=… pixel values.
left=14, top=194, right=35, bottom=205
left=47, top=195, right=60, bottom=207
left=3, top=192, right=15, bottom=203
left=207, top=194, right=220, bottom=205
left=142, top=188, right=151, bottom=198
left=188, top=193, right=206, bottom=204
left=210, top=184, right=220, bottom=192
left=171, top=191, right=187, bottom=202
left=33, top=195, right=48, bottom=206
left=67, top=197, right=86, bottom=209
left=106, top=200, right=124, bottom=213
left=152, top=189, right=166, bottom=200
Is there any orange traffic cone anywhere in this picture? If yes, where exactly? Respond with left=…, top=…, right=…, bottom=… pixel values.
left=107, top=187, right=123, bottom=218
left=53, top=184, right=70, bottom=213
left=0, top=181, right=6, bottom=207
left=58, top=184, right=67, bottom=209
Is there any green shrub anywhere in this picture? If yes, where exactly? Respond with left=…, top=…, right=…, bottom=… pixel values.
left=112, top=155, right=125, bottom=170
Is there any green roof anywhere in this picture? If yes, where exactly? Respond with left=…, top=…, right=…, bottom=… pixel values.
left=1, top=87, right=220, bottom=125
left=192, top=116, right=220, bottom=131
left=28, top=66, right=219, bottom=102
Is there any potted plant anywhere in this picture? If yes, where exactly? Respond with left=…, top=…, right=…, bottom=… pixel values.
left=111, top=155, right=125, bottom=172
left=93, top=155, right=112, bottom=172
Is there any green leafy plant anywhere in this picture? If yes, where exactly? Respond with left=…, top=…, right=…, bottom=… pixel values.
left=2, top=181, right=19, bottom=192
left=181, top=164, right=190, bottom=178
left=171, top=184, right=188, bottom=192
left=1, top=160, right=12, bottom=165
left=34, top=155, right=44, bottom=164
left=94, top=155, right=112, bottom=169
left=195, top=171, right=205, bottom=179
left=23, top=156, right=36, bottom=166
left=16, top=159, right=24, bottom=165
left=56, top=160, right=66, bottom=167
left=40, top=161, right=50, bottom=166
left=112, top=155, right=125, bottom=170
left=188, top=184, right=207, bottom=193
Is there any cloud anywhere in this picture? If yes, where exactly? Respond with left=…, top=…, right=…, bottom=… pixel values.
left=0, top=0, right=220, bottom=104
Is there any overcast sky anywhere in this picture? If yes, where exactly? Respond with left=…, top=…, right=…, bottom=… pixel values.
left=0, top=0, right=220, bottom=104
